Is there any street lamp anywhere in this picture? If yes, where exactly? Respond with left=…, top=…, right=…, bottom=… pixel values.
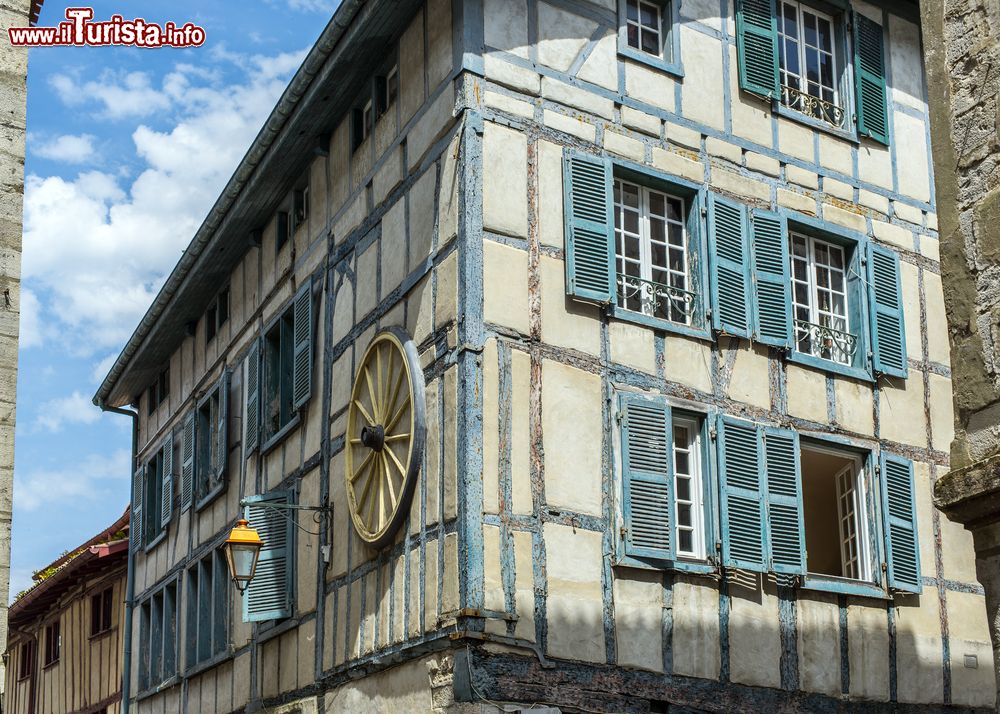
left=223, top=519, right=262, bottom=593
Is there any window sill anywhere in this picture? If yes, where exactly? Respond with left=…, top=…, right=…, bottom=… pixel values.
left=143, top=530, right=167, bottom=555
left=261, top=413, right=302, bottom=456
left=615, top=554, right=717, bottom=576
left=255, top=616, right=299, bottom=646
left=185, top=647, right=233, bottom=679
left=786, top=349, right=874, bottom=383
left=607, top=305, right=713, bottom=344
left=42, top=659, right=59, bottom=671
left=195, top=482, right=227, bottom=513
left=88, top=627, right=115, bottom=643
left=618, top=48, right=684, bottom=79
left=773, top=102, right=859, bottom=145
left=135, top=674, right=180, bottom=702
left=802, top=574, right=888, bottom=599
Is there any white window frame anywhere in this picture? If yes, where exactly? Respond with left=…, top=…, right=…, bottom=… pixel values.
left=624, top=0, right=665, bottom=59
left=613, top=178, right=691, bottom=326
left=802, top=444, right=872, bottom=583
left=672, top=415, right=705, bottom=560
left=777, top=0, right=841, bottom=119
left=791, top=231, right=852, bottom=365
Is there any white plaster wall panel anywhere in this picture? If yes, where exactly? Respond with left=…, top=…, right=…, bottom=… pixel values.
left=426, top=0, right=453, bottom=88
left=919, top=234, right=940, bottom=262
left=888, top=14, right=926, bottom=112
left=485, top=55, right=541, bottom=95
left=895, top=593, right=944, bottom=704
left=336, top=584, right=349, bottom=663
left=392, top=556, right=405, bottom=644
left=834, top=378, right=874, bottom=436
left=777, top=118, right=815, bottom=163
left=298, top=467, right=321, bottom=613
left=334, top=193, right=367, bottom=246
left=671, top=576, right=721, bottom=679
left=355, top=241, right=379, bottom=322
left=939, top=502, right=979, bottom=584
left=425, top=376, right=441, bottom=527
left=442, top=532, right=459, bottom=614
left=858, top=142, right=893, bottom=190
left=544, top=523, right=606, bottom=662
left=912, top=461, right=937, bottom=578
left=323, top=653, right=439, bottom=713
left=822, top=203, right=867, bottom=233
left=408, top=547, right=422, bottom=637
left=847, top=603, right=890, bottom=700
left=511, top=348, right=534, bottom=515
left=893, top=201, right=923, bottom=225
left=483, top=123, right=529, bottom=238
left=542, top=359, right=604, bottom=516
left=443, top=366, right=459, bottom=521
left=484, top=524, right=505, bottom=614
left=483, top=339, right=501, bottom=514
left=728, top=581, right=781, bottom=688
left=786, top=363, right=827, bottom=423
left=680, top=27, right=725, bottom=130
left=667, top=122, right=702, bottom=150
left=540, top=254, right=602, bottom=356
left=542, top=76, right=615, bottom=119
left=577, top=30, right=618, bottom=91
left=330, top=121, right=350, bottom=219
left=379, top=562, right=392, bottom=647
left=625, top=61, right=677, bottom=113
left=872, top=220, right=913, bottom=252
left=747, top=152, right=780, bottom=176
left=726, top=344, right=771, bottom=408
left=537, top=2, right=596, bottom=72
left=605, top=130, right=646, bottom=162
left=544, top=109, right=598, bottom=142
left=485, top=0, right=529, bottom=56
left=380, top=199, right=406, bottom=297
left=373, top=145, right=403, bottom=207
left=409, top=167, right=437, bottom=272
left=438, top=133, right=460, bottom=247
left=947, top=592, right=997, bottom=708
left=613, top=571, right=665, bottom=672
left=682, top=0, right=729, bottom=32
left=280, top=627, right=299, bottom=690
left=710, top=169, right=771, bottom=202
left=900, top=260, right=923, bottom=362
left=513, top=529, right=535, bottom=640
left=706, top=137, right=743, bottom=163
left=652, top=147, right=704, bottom=183
left=483, top=241, right=531, bottom=334
left=609, top=319, right=657, bottom=375
left=436, top=251, right=458, bottom=328
left=859, top=189, right=890, bottom=215
left=787, top=165, right=818, bottom=190
left=622, top=106, right=662, bottom=136
left=424, top=535, right=439, bottom=632
left=406, top=82, right=456, bottom=172
left=323, top=589, right=335, bottom=670
left=929, top=373, right=955, bottom=452
left=728, top=46, right=773, bottom=147
left=486, top=90, right=534, bottom=118
left=778, top=187, right=816, bottom=214
left=796, top=592, right=840, bottom=696
left=893, top=111, right=931, bottom=203
left=537, top=139, right=565, bottom=248
left=405, top=274, right=434, bottom=346
left=664, top=334, right=713, bottom=393
left=374, top=105, right=398, bottom=160
left=923, top=271, right=951, bottom=366
left=399, top=9, right=425, bottom=126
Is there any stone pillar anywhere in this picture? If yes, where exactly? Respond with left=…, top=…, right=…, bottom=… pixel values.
left=921, top=0, right=1000, bottom=694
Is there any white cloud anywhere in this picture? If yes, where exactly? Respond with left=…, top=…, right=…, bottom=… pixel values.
left=285, top=0, right=339, bottom=12
left=34, top=134, right=97, bottom=164
left=34, top=391, right=103, bottom=432
left=24, top=49, right=308, bottom=353
left=50, top=70, right=173, bottom=119
left=15, top=449, right=130, bottom=512
left=90, top=353, right=119, bottom=384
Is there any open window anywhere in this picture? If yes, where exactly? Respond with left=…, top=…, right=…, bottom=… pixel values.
left=195, top=373, right=229, bottom=509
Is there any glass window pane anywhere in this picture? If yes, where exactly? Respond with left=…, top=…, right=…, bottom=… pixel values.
left=624, top=209, right=639, bottom=234
left=651, top=242, right=666, bottom=270
left=628, top=23, right=639, bottom=49
left=679, top=530, right=693, bottom=553
left=783, top=3, right=798, bottom=36
left=820, top=52, right=833, bottom=88
left=803, top=12, right=817, bottom=46
left=641, top=27, right=659, bottom=55
left=675, top=451, right=690, bottom=475
left=806, top=51, right=820, bottom=85
left=816, top=17, right=832, bottom=51
left=623, top=183, right=640, bottom=207
left=627, top=0, right=639, bottom=21
left=648, top=191, right=665, bottom=217
left=676, top=477, right=691, bottom=501
left=650, top=217, right=665, bottom=245
left=669, top=247, right=685, bottom=274
left=678, top=503, right=691, bottom=525
left=625, top=236, right=640, bottom=260
left=640, top=3, right=658, bottom=27
left=667, top=198, right=683, bottom=223
left=668, top=223, right=684, bottom=248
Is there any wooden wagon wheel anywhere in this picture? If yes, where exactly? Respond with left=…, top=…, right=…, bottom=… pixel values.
left=345, top=327, right=425, bottom=549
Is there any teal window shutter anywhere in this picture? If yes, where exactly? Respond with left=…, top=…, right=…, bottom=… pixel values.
left=563, top=149, right=614, bottom=304
left=718, top=415, right=766, bottom=571
left=244, top=491, right=293, bottom=622
left=216, top=371, right=230, bottom=482
left=131, top=465, right=144, bottom=552
left=750, top=209, right=792, bottom=348
left=181, top=411, right=195, bottom=511
left=160, top=434, right=174, bottom=528
left=880, top=453, right=921, bottom=593
left=707, top=193, right=751, bottom=337
left=854, top=13, right=889, bottom=145
left=245, top=338, right=261, bottom=454
left=620, top=394, right=674, bottom=561
left=736, top=0, right=779, bottom=98
left=867, top=242, right=907, bottom=378
left=763, top=427, right=805, bottom=574
left=292, top=279, right=314, bottom=410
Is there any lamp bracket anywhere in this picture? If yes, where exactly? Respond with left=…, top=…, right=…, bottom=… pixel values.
left=239, top=498, right=330, bottom=515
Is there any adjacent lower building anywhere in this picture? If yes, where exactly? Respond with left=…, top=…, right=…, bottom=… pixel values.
left=4, top=510, right=129, bottom=714
left=93, top=0, right=996, bottom=711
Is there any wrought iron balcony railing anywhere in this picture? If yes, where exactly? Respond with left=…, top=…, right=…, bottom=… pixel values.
left=781, top=84, right=846, bottom=129
left=617, top=274, right=696, bottom=323
left=794, top=318, right=858, bottom=364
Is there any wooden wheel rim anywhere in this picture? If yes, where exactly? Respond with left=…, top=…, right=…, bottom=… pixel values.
left=345, top=327, right=425, bottom=549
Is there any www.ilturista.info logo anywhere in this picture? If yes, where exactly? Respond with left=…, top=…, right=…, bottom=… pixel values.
left=7, top=7, right=206, bottom=48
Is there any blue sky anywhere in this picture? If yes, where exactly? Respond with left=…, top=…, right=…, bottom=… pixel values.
left=12, top=0, right=338, bottom=599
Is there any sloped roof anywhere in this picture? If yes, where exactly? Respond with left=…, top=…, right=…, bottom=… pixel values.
left=29, top=0, right=44, bottom=26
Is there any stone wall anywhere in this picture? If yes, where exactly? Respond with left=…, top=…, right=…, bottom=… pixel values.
left=0, top=0, right=28, bottom=700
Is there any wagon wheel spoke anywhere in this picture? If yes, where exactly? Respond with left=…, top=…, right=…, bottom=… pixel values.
left=363, top=366, right=379, bottom=423
left=384, top=398, right=409, bottom=435
left=353, top=399, right=376, bottom=428
left=350, top=450, right=375, bottom=482
left=383, top=433, right=410, bottom=441
left=366, top=456, right=381, bottom=532
left=383, top=453, right=398, bottom=506
left=355, top=456, right=378, bottom=515
left=384, top=445, right=407, bottom=479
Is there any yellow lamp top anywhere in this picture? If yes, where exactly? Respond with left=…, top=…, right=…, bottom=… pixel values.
left=226, top=519, right=262, bottom=547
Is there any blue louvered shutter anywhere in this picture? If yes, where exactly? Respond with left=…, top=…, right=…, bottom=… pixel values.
left=181, top=411, right=195, bottom=511
left=854, top=13, right=889, bottom=145
left=750, top=210, right=792, bottom=348
left=708, top=193, right=751, bottom=337
left=216, top=371, right=230, bottom=482
left=881, top=453, right=921, bottom=593
left=563, top=150, right=614, bottom=304
left=292, top=279, right=313, bottom=410
left=867, top=243, right=907, bottom=378
left=736, top=0, right=779, bottom=98
left=620, top=395, right=674, bottom=561
left=718, top=416, right=766, bottom=571
left=244, top=491, right=293, bottom=622
left=131, top=465, right=144, bottom=552
left=245, top=339, right=261, bottom=454
left=763, top=427, right=804, bottom=574
left=160, top=434, right=174, bottom=528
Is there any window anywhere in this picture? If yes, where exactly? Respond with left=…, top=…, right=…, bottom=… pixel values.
left=618, top=0, right=680, bottom=73
left=264, top=309, right=295, bottom=441
left=143, top=452, right=163, bottom=546
left=18, top=640, right=34, bottom=680
left=195, top=374, right=229, bottom=507
left=146, top=367, right=170, bottom=415
left=293, top=187, right=309, bottom=229
left=625, top=0, right=665, bottom=57
left=276, top=210, right=290, bottom=252
left=777, top=0, right=842, bottom=125
left=138, top=582, right=178, bottom=691
left=139, top=434, right=174, bottom=549
left=205, top=286, right=229, bottom=344
left=244, top=492, right=295, bottom=622
left=791, top=232, right=853, bottom=365
left=90, top=587, right=114, bottom=636
left=186, top=550, right=229, bottom=668
left=800, top=444, right=872, bottom=581
left=386, top=65, right=399, bottom=107
left=614, top=178, right=692, bottom=326
left=618, top=394, right=710, bottom=566
left=42, top=621, right=59, bottom=667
